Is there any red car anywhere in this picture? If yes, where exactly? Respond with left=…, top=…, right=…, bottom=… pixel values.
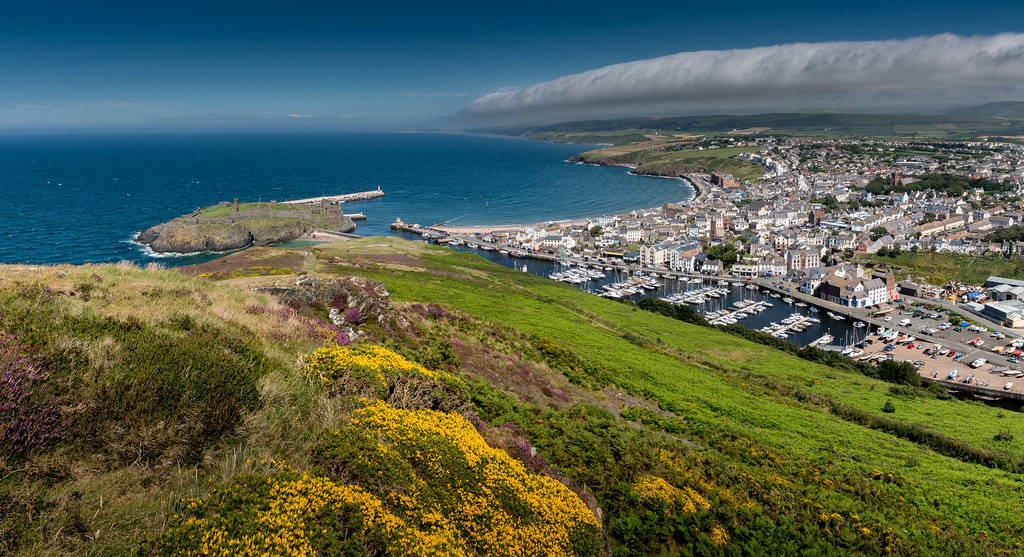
left=907, top=343, right=915, bottom=349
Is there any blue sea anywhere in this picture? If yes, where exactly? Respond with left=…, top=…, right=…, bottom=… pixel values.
left=0, top=132, right=692, bottom=266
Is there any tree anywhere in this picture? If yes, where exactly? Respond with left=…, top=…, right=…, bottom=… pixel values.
left=877, top=359, right=920, bottom=386
left=922, top=212, right=936, bottom=224
left=589, top=225, right=603, bottom=237
left=870, top=226, right=889, bottom=241
left=705, top=244, right=738, bottom=267
left=882, top=400, right=896, bottom=414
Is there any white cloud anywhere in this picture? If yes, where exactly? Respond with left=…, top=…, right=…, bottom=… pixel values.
left=288, top=113, right=314, bottom=118
left=461, top=33, right=1024, bottom=122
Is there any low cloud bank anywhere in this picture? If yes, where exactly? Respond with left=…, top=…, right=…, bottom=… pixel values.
left=460, top=34, right=1024, bottom=123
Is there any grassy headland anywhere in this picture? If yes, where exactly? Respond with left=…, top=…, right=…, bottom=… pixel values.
left=2, top=237, right=1022, bottom=555
left=575, top=142, right=764, bottom=182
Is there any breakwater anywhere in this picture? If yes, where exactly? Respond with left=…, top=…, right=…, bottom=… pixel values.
left=283, top=187, right=385, bottom=205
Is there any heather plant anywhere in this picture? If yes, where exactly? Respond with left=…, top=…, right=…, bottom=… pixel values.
left=246, top=303, right=350, bottom=345
left=0, top=332, right=61, bottom=458
left=0, top=301, right=268, bottom=466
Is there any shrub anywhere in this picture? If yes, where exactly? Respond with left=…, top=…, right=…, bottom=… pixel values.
left=313, top=400, right=603, bottom=556
left=0, top=332, right=61, bottom=458
left=882, top=401, right=896, bottom=414
left=302, top=343, right=460, bottom=399
left=994, top=430, right=1014, bottom=442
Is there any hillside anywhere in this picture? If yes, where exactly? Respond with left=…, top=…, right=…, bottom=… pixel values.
left=2, top=237, right=1023, bottom=555
left=479, top=111, right=1024, bottom=143
left=943, top=101, right=1024, bottom=119
left=573, top=143, right=765, bottom=183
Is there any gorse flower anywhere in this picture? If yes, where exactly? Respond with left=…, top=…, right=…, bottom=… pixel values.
left=302, top=343, right=459, bottom=396
left=632, top=474, right=711, bottom=515
left=150, top=401, right=601, bottom=556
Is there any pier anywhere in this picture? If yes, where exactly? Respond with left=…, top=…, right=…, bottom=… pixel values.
left=283, top=187, right=384, bottom=205
left=707, top=299, right=771, bottom=325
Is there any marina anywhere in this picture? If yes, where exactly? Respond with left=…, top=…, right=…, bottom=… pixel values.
left=426, top=238, right=867, bottom=348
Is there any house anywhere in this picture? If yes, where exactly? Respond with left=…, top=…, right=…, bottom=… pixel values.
left=785, top=249, right=821, bottom=272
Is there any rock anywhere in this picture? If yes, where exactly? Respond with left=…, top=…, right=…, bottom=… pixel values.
left=255, top=276, right=404, bottom=331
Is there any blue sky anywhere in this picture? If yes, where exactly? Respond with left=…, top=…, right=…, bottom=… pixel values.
left=3, top=0, right=1024, bottom=130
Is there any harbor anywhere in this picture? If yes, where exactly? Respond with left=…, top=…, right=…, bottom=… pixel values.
left=414, top=235, right=868, bottom=348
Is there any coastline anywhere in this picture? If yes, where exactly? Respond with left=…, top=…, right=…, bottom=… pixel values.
left=436, top=158, right=704, bottom=236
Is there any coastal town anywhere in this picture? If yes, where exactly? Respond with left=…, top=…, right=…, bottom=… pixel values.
left=391, top=135, right=1024, bottom=397
left=397, top=136, right=1024, bottom=317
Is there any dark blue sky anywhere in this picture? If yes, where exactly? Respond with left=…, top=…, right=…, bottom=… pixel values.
left=3, top=0, right=1023, bottom=130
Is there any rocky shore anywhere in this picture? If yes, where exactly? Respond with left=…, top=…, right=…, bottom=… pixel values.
left=137, top=210, right=356, bottom=254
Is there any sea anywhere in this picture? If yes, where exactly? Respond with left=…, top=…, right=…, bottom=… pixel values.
left=1, top=131, right=866, bottom=345
left=0, top=132, right=693, bottom=266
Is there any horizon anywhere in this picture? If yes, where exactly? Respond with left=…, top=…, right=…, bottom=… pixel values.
left=4, top=1, right=1024, bottom=131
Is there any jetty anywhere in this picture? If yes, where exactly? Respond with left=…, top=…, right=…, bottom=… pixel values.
left=758, top=312, right=818, bottom=339
left=283, top=186, right=384, bottom=205
left=706, top=299, right=771, bottom=325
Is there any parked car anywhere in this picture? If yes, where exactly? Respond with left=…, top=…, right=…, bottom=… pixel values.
left=1008, top=357, right=1019, bottom=364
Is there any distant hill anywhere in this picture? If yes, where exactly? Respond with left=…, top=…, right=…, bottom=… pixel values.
left=942, top=101, right=1024, bottom=119
left=477, top=110, right=1024, bottom=143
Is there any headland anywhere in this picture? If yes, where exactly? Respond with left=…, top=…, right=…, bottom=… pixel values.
left=136, top=189, right=383, bottom=254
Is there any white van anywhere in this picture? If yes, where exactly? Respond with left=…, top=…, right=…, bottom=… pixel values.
left=899, top=318, right=912, bottom=327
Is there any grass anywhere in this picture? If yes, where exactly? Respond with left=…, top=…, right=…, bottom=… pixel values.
left=302, top=238, right=1024, bottom=551
left=863, top=250, right=1024, bottom=284
left=196, top=202, right=293, bottom=218
left=3, top=239, right=1024, bottom=555
left=577, top=144, right=764, bottom=182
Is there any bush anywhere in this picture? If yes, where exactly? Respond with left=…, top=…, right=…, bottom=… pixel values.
left=0, top=332, right=62, bottom=458
left=994, top=430, right=1014, bottom=442
left=313, top=400, right=603, bottom=556
left=882, top=401, right=896, bottom=414
left=2, top=304, right=267, bottom=466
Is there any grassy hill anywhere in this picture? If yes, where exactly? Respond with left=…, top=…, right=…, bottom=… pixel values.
left=480, top=110, right=1024, bottom=143
left=2, top=238, right=1023, bottom=555
left=574, top=143, right=765, bottom=182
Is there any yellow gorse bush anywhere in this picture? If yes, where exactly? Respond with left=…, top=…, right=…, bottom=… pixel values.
left=302, top=343, right=458, bottom=395
left=632, top=474, right=711, bottom=515
left=148, top=467, right=462, bottom=556
left=150, top=401, right=600, bottom=556
left=337, top=400, right=601, bottom=556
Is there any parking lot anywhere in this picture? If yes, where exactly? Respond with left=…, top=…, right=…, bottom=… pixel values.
left=857, top=334, right=1021, bottom=395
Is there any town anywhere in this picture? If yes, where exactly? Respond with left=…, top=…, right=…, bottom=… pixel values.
left=399, top=135, right=1024, bottom=329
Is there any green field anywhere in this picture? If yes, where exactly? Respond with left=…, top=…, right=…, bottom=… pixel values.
left=3, top=238, right=1023, bottom=555
left=864, top=250, right=1024, bottom=285
left=578, top=144, right=764, bottom=182
left=196, top=202, right=294, bottom=218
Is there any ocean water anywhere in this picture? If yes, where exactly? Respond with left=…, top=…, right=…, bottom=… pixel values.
left=0, top=132, right=693, bottom=266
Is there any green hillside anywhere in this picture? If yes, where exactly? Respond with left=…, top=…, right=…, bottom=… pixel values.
left=2, top=238, right=1023, bottom=555
left=480, top=110, right=1024, bottom=142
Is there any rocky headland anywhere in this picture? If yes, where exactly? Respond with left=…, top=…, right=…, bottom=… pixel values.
left=136, top=200, right=355, bottom=253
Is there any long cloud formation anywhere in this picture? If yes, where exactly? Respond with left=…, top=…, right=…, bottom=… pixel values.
left=461, top=34, right=1024, bottom=123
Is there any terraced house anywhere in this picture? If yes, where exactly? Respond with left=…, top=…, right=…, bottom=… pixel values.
left=814, top=265, right=897, bottom=307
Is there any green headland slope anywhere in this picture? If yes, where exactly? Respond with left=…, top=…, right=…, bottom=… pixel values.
left=1, top=237, right=1022, bottom=555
